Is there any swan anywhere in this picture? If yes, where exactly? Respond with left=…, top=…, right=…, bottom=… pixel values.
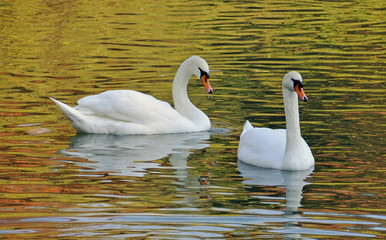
left=237, top=71, right=314, bottom=170
left=50, top=56, right=213, bottom=135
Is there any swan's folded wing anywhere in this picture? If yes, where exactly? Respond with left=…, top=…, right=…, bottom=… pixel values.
left=241, top=120, right=254, bottom=137
left=76, top=90, right=183, bottom=124
left=238, top=128, right=286, bottom=169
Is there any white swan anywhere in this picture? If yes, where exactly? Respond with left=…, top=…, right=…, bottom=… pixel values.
left=50, top=56, right=213, bottom=135
left=237, top=71, right=314, bottom=170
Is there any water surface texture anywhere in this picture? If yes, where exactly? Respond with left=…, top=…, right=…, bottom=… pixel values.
left=0, top=0, right=385, bottom=239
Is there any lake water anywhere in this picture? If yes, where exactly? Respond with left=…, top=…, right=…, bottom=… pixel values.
left=0, top=0, right=385, bottom=239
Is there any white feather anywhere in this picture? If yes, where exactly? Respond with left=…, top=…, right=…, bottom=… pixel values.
left=50, top=56, right=212, bottom=135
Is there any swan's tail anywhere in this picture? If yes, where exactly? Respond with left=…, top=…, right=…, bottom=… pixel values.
left=50, top=97, right=85, bottom=129
left=240, top=120, right=253, bottom=138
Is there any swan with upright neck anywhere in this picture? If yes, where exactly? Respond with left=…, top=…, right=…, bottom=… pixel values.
left=237, top=71, right=314, bottom=170
left=50, top=56, right=213, bottom=135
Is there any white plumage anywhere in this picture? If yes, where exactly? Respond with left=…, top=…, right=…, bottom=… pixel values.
left=50, top=56, right=213, bottom=135
left=238, top=71, right=314, bottom=170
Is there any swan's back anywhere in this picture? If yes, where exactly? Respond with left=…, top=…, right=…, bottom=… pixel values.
left=238, top=121, right=286, bottom=169
left=75, top=90, right=175, bottom=123
left=52, top=90, right=209, bottom=135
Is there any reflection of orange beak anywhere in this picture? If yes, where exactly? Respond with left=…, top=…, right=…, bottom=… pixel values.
left=201, top=75, right=213, bottom=94
left=295, top=84, right=308, bottom=102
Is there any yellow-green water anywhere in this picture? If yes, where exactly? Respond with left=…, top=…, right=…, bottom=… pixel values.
left=0, top=0, right=385, bottom=238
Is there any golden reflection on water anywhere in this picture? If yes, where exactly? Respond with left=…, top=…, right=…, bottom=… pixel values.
left=0, top=0, right=385, bottom=238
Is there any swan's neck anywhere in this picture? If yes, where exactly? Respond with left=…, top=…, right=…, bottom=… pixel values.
left=283, top=89, right=301, bottom=139
left=172, top=62, right=206, bottom=124
left=282, top=88, right=314, bottom=170
left=282, top=88, right=304, bottom=169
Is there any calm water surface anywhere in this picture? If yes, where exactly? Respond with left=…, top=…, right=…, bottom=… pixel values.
left=0, top=0, right=385, bottom=239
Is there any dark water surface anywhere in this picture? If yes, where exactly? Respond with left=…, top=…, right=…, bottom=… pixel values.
left=0, top=0, right=385, bottom=239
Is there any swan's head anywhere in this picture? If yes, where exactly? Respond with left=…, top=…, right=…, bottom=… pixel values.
left=186, top=56, right=213, bottom=94
left=283, top=71, right=308, bottom=102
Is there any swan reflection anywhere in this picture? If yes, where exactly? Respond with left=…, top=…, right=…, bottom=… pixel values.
left=238, top=161, right=314, bottom=239
left=238, top=160, right=313, bottom=212
left=59, top=132, right=210, bottom=177
left=238, top=161, right=314, bottom=238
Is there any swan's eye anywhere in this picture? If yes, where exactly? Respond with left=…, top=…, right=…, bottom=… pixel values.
left=291, top=78, right=303, bottom=89
left=199, top=67, right=210, bottom=81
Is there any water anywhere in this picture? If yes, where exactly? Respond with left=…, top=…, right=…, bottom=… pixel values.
left=0, top=0, right=385, bottom=238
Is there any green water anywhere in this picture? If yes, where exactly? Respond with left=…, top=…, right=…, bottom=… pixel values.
left=0, top=0, right=385, bottom=238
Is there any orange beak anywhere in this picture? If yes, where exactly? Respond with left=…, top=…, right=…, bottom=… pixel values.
left=201, top=75, right=213, bottom=94
left=295, top=84, right=308, bottom=102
